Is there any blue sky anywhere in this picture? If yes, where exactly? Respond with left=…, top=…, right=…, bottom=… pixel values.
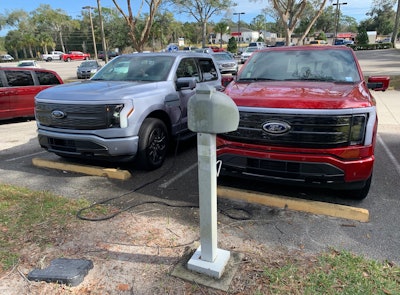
left=0, top=0, right=374, bottom=37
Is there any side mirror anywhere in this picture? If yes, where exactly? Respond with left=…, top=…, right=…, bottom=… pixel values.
left=367, top=76, right=390, bottom=91
left=221, top=76, right=234, bottom=87
left=176, top=77, right=196, bottom=90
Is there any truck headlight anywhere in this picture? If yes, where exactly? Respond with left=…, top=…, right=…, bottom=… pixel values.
left=350, top=114, right=367, bottom=145
left=106, top=104, right=124, bottom=128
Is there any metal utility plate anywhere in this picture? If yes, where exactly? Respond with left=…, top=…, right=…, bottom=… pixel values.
left=28, top=258, right=93, bottom=287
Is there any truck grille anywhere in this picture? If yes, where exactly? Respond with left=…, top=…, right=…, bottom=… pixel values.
left=219, top=111, right=367, bottom=148
left=35, top=102, right=109, bottom=130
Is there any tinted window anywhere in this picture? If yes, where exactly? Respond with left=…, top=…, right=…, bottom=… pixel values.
left=198, top=59, right=218, bottom=82
left=176, top=58, right=199, bottom=82
left=5, top=70, right=34, bottom=86
left=36, top=71, right=62, bottom=85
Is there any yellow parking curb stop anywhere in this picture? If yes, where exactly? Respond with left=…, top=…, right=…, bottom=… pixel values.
left=217, top=186, right=369, bottom=222
left=32, top=157, right=131, bottom=180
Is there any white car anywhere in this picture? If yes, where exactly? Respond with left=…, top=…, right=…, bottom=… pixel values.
left=240, top=46, right=259, bottom=64
left=1, top=54, right=14, bottom=62
left=17, top=60, right=41, bottom=68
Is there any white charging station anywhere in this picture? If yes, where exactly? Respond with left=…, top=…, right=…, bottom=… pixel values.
left=186, top=84, right=239, bottom=278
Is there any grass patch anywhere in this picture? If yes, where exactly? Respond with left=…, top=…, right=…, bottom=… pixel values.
left=262, top=249, right=399, bottom=294
left=0, top=184, right=90, bottom=271
left=0, top=184, right=399, bottom=294
left=388, top=75, right=400, bottom=90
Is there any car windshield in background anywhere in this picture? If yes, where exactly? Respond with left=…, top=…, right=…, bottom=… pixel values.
left=212, top=52, right=234, bottom=61
left=91, top=55, right=175, bottom=82
left=238, top=48, right=361, bottom=83
left=80, top=61, right=98, bottom=67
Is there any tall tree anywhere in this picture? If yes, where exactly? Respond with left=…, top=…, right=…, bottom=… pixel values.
left=393, top=0, right=400, bottom=42
left=171, top=0, right=236, bottom=47
left=270, top=0, right=329, bottom=45
left=363, top=0, right=396, bottom=35
left=214, top=21, right=230, bottom=48
left=31, top=5, right=79, bottom=53
left=112, top=0, right=162, bottom=52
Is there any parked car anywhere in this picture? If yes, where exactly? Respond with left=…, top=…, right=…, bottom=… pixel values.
left=0, top=67, right=63, bottom=120
left=98, top=51, right=119, bottom=61
left=62, top=51, right=90, bottom=62
left=333, top=39, right=354, bottom=46
left=76, top=60, right=101, bottom=79
left=248, top=42, right=266, bottom=49
left=17, top=60, right=41, bottom=68
left=209, top=46, right=225, bottom=52
left=217, top=45, right=390, bottom=199
left=34, top=52, right=223, bottom=170
left=377, top=37, right=391, bottom=43
left=42, top=51, right=64, bottom=62
left=211, top=51, right=238, bottom=74
left=308, top=40, right=328, bottom=45
left=0, top=54, right=14, bottom=62
left=194, top=47, right=214, bottom=54
left=240, top=46, right=259, bottom=64
left=274, top=41, right=286, bottom=47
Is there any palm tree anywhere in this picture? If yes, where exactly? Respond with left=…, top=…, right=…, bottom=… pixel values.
left=214, top=21, right=230, bottom=48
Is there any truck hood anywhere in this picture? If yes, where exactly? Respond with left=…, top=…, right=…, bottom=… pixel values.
left=224, top=80, right=374, bottom=109
left=35, top=80, right=166, bottom=101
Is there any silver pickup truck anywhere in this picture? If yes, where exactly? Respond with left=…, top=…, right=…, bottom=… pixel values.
left=35, top=52, right=222, bottom=170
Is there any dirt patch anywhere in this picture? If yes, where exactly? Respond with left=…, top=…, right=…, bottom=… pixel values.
left=0, top=203, right=311, bottom=294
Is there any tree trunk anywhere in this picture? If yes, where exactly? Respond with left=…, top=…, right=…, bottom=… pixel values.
left=392, top=0, right=400, bottom=44
left=201, top=21, right=207, bottom=48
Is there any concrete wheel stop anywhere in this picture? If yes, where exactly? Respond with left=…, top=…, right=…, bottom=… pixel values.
left=27, top=258, right=93, bottom=287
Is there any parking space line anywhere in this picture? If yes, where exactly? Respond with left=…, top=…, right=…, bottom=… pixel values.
left=5, top=151, right=47, bottom=162
left=159, top=162, right=198, bottom=188
left=377, top=134, right=400, bottom=176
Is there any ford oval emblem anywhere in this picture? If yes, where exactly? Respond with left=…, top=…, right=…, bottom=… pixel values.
left=262, top=121, right=291, bottom=134
left=51, top=110, right=66, bottom=119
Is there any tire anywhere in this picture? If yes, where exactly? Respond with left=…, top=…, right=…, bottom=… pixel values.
left=46, top=57, right=52, bottom=62
left=136, top=118, right=169, bottom=170
left=342, top=174, right=372, bottom=200
left=66, top=57, right=71, bottom=62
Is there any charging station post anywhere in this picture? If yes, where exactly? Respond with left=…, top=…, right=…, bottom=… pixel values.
left=186, top=84, right=239, bottom=278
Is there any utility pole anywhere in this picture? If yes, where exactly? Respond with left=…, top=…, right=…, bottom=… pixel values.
left=97, top=0, right=108, bottom=63
left=333, top=0, right=347, bottom=41
left=233, top=12, right=245, bottom=51
left=82, top=6, right=97, bottom=60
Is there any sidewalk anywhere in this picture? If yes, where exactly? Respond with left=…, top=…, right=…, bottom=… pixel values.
left=374, top=90, right=400, bottom=126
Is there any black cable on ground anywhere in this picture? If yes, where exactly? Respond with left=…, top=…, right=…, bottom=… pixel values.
left=76, top=109, right=253, bottom=222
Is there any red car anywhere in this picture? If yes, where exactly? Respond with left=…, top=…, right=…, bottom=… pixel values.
left=217, top=45, right=389, bottom=199
left=62, top=51, right=90, bottom=62
left=0, top=67, right=63, bottom=120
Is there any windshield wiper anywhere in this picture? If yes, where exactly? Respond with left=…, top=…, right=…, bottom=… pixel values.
left=238, top=77, right=278, bottom=82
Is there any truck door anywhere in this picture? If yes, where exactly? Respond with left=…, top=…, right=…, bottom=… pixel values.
left=175, top=58, right=200, bottom=130
left=4, top=70, right=38, bottom=118
left=0, top=71, right=11, bottom=120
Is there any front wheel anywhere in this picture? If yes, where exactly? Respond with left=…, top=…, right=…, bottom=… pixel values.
left=136, top=118, right=169, bottom=170
left=342, top=174, right=372, bottom=200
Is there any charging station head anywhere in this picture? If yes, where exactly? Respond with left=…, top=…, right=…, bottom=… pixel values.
left=188, top=84, right=239, bottom=134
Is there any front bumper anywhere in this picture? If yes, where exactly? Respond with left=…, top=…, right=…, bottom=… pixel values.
left=217, top=145, right=374, bottom=190
left=38, top=129, right=139, bottom=161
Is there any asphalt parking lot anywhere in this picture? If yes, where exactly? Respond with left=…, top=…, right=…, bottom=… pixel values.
left=1, top=49, right=400, bottom=265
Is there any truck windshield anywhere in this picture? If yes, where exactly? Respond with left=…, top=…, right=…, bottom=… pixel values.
left=237, top=49, right=361, bottom=83
left=92, top=55, right=175, bottom=82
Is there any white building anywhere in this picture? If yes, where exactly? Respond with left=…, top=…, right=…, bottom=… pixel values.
left=214, top=28, right=278, bottom=47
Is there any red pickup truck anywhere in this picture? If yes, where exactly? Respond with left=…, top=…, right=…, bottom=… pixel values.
left=218, top=45, right=390, bottom=199
left=62, top=51, right=90, bottom=62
